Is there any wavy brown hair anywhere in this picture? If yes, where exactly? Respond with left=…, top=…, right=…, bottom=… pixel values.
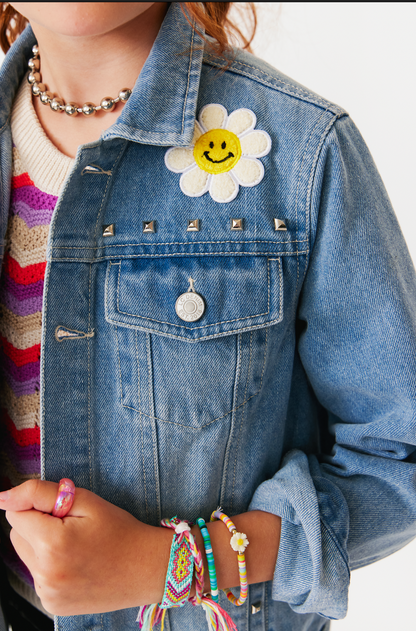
left=0, top=3, right=256, bottom=55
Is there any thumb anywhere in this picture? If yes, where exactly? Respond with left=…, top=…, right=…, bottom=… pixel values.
left=0, top=479, right=60, bottom=513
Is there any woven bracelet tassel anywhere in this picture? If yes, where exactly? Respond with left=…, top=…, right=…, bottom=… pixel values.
left=200, top=596, right=237, bottom=631
left=137, top=603, right=166, bottom=631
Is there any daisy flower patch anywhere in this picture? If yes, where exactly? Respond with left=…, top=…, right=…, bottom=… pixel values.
left=165, top=104, right=272, bottom=203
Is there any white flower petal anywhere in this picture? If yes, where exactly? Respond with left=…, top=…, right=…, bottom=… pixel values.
left=226, top=108, right=256, bottom=136
left=180, top=165, right=210, bottom=197
left=165, top=147, right=196, bottom=173
left=209, top=171, right=239, bottom=203
left=192, top=121, right=205, bottom=144
left=240, top=130, right=272, bottom=158
left=232, top=158, right=264, bottom=187
left=199, top=103, right=228, bottom=132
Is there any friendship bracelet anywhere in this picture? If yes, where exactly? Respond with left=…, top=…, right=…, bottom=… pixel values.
left=196, top=517, right=219, bottom=603
left=137, top=516, right=238, bottom=631
left=160, top=518, right=194, bottom=609
left=210, top=509, right=249, bottom=607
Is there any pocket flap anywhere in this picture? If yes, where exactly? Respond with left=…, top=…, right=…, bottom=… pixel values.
left=105, top=256, right=282, bottom=341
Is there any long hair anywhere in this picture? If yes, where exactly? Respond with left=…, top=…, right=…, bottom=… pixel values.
left=0, top=3, right=257, bottom=55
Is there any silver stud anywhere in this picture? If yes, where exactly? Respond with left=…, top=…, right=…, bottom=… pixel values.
left=32, top=44, right=39, bottom=56
left=231, top=218, right=243, bottom=231
left=143, top=221, right=155, bottom=233
left=187, top=219, right=200, bottom=232
left=274, top=218, right=287, bottom=231
left=103, top=224, right=115, bottom=237
left=251, top=603, right=261, bottom=615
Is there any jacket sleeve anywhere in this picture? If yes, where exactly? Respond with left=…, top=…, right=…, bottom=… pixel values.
left=248, top=114, right=416, bottom=619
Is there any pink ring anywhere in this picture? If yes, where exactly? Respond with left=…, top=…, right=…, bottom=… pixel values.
left=52, top=478, right=75, bottom=518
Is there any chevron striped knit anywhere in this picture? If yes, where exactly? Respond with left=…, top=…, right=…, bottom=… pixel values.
left=0, top=77, right=73, bottom=611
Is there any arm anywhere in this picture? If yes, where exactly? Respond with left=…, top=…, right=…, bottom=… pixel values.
left=0, top=481, right=281, bottom=615
left=249, top=115, right=416, bottom=618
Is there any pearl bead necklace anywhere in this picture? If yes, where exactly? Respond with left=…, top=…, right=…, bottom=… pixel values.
left=27, top=45, right=132, bottom=117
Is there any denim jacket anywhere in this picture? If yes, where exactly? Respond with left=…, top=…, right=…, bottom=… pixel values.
left=1, top=5, right=416, bottom=631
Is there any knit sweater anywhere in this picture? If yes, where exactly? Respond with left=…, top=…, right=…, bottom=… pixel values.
left=0, top=76, right=73, bottom=612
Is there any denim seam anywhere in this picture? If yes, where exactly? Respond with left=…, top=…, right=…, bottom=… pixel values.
left=112, top=258, right=278, bottom=329
left=180, top=24, right=195, bottom=134
left=294, top=107, right=331, bottom=292
left=220, top=332, right=242, bottom=507
left=87, top=262, right=93, bottom=490
left=121, top=385, right=266, bottom=428
left=305, top=113, right=341, bottom=242
left=302, top=113, right=345, bottom=292
left=115, top=325, right=125, bottom=404
left=231, top=327, right=269, bottom=511
left=93, top=144, right=127, bottom=239
left=320, top=518, right=350, bottom=574
left=52, top=239, right=309, bottom=249
left=135, top=330, right=149, bottom=523
left=52, top=251, right=308, bottom=262
left=204, top=57, right=345, bottom=115
left=230, top=331, right=251, bottom=510
left=108, top=317, right=283, bottom=342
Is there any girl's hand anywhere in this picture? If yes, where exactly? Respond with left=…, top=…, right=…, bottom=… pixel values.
left=0, top=480, right=172, bottom=616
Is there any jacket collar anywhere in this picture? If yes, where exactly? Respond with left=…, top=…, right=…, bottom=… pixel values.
left=0, top=3, right=204, bottom=146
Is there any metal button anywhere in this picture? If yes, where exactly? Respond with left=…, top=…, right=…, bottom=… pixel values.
left=175, top=278, right=205, bottom=322
left=251, top=602, right=261, bottom=614
left=231, top=218, right=243, bottom=231
left=274, top=218, right=287, bottom=231
left=102, top=224, right=115, bottom=237
left=143, top=221, right=156, bottom=233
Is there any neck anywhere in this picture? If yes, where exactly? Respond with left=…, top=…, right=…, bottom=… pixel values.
left=28, top=3, right=168, bottom=158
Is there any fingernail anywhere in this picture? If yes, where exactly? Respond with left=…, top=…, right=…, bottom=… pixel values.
left=0, top=491, right=9, bottom=501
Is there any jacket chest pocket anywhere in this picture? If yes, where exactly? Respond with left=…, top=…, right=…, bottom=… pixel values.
left=105, top=255, right=283, bottom=428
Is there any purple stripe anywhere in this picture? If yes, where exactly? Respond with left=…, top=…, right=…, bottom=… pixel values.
left=12, top=185, right=57, bottom=210
left=1, top=290, right=43, bottom=316
left=1, top=353, right=39, bottom=381
left=10, top=199, right=55, bottom=228
left=0, top=275, right=44, bottom=299
left=2, top=372, right=39, bottom=396
left=1, top=441, right=40, bottom=471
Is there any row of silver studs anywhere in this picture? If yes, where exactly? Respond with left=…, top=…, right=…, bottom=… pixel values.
left=102, top=219, right=287, bottom=237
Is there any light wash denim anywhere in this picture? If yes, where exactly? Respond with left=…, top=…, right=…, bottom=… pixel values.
left=0, top=4, right=415, bottom=631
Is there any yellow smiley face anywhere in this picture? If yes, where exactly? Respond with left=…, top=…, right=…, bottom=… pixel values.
left=193, top=129, right=242, bottom=175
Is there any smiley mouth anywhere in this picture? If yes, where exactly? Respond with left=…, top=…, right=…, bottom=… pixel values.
left=203, top=151, right=234, bottom=164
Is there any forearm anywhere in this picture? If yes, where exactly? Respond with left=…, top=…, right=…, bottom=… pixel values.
left=190, top=511, right=281, bottom=595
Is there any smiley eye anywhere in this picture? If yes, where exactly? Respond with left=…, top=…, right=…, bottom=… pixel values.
left=221, top=141, right=226, bottom=149
left=209, top=141, right=214, bottom=148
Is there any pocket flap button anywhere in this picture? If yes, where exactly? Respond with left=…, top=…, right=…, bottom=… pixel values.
left=175, top=277, right=205, bottom=322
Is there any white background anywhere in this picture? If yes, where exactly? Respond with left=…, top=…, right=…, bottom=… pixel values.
left=1, top=3, right=416, bottom=630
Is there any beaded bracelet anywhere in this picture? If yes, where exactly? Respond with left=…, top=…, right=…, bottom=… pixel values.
left=196, top=517, right=219, bottom=603
left=210, top=509, right=249, bottom=607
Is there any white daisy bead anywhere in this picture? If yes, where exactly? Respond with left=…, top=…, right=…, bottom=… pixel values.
left=230, top=531, right=249, bottom=553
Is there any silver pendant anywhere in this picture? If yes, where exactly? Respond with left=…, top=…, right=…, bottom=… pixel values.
left=175, top=278, right=205, bottom=322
